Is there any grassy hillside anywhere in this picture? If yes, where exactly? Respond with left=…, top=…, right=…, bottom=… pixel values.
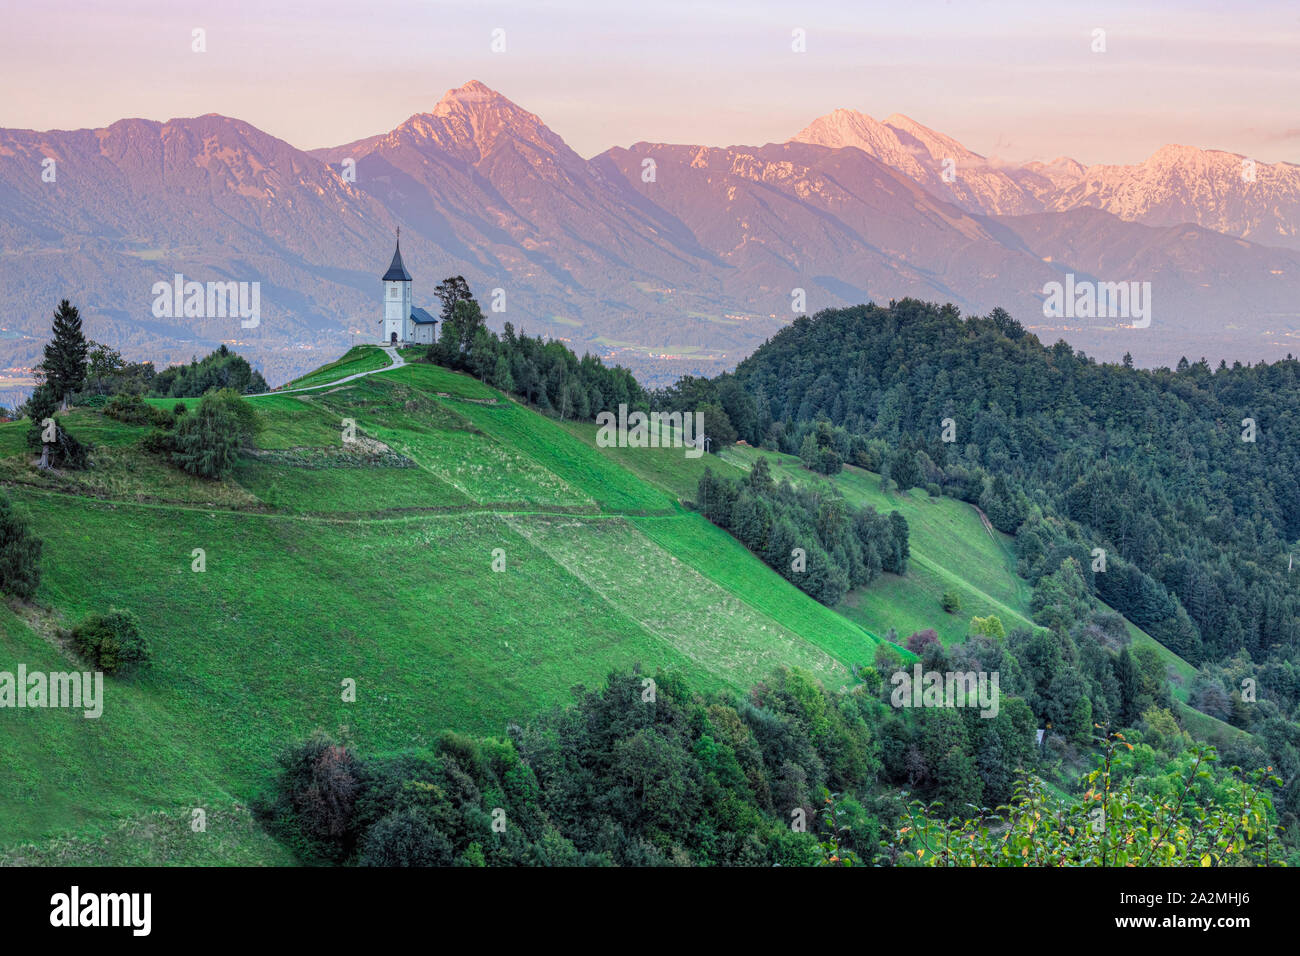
left=714, top=446, right=1209, bottom=705
left=709, top=447, right=1250, bottom=746
left=0, top=347, right=1239, bottom=864
left=718, top=445, right=1033, bottom=639
left=281, top=344, right=393, bottom=390
left=0, top=352, right=884, bottom=863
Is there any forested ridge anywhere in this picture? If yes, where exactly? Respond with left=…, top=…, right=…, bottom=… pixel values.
left=724, top=299, right=1299, bottom=668
left=662, top=299, right=1300, bottom=851
left=264, top=299, right=1300, bottom=867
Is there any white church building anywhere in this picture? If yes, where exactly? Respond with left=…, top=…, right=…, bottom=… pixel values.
left=380, top=235, right=438, bottom=345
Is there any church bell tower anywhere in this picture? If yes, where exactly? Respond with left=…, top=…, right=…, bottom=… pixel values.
left=381, top=230, right=412, bottom=344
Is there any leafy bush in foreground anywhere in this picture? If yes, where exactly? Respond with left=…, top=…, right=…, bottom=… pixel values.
left=70, top=608, right=150, bottom=675
left=0, top=495, right=42, bottom=600
left=168, top=390, right=259, bottom=479
left=894, top=732, right=1282, bottom=867
left=264, top=668, right=1282, bottom=867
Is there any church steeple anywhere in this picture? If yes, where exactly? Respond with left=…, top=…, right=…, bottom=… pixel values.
left=381, top=228, right=414, bottom=345
left=382, top=229, right=412, bottom=282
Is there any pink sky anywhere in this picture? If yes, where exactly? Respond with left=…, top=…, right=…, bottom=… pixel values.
left=2, top=0, right=1297, bottom=165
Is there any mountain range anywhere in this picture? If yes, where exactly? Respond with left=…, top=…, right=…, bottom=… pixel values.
left=1, top=79, right=1297, bottom=391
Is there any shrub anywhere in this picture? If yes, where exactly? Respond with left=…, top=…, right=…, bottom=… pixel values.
left=103, top=393, right=144, bottom=424
left=203, top=388, right=262, bottom=445
left=173, top=401, right=187, bottom=416
left=25, top=384, right=91, bottom=470
left=40, top=425, right=90, bottom=470
left=855, top=664, right=883, bottom=695
left=0, top=495, right=42, bottom=599
left=357, top=810, right=454, bottom=867
left=906, top=628, right=940, bottom=655
left=873, top=641, right=903, bottom=671
left=266, top=731, right=361, bottom=862
left=920, top=639, right=949, bottom=671
left=104, top=393, right=171, bottom=428
left=969, top=614, right=1006, bottom=639
left=941, top=589, right=962, bottom=613
left=69, top=608, right=150, bottom=674
left=169, top=393, right=243, bottom=479
left=141, top=428, right=174, bottom=455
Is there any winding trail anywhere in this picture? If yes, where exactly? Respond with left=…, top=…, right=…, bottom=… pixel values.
left=248, top=345, right=405, bottom=398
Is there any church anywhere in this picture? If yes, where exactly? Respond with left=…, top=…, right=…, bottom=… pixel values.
left=380, top=234, right=438, bottom=345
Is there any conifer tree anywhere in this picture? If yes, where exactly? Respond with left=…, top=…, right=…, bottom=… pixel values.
left=41, top=299, right=89, bottom=408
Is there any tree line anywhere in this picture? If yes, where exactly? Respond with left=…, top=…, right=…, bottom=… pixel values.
left=423, top=276, right=645, bottom=421
left=19, top=300, right=261, bottom=481
left=720, top=299, right=1300, bottom=668
left=695, top=456, right=908, bottom=606
left=263, top=663, right=1283, bottom=867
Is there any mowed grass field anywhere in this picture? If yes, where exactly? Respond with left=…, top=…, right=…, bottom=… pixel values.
left=0, top=359, right=882, bottom=863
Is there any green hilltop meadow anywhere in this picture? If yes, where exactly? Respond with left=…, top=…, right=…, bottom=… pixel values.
left=0, top=346, right=859, bottom=862
left=0, top=344, right=1248, bottom=864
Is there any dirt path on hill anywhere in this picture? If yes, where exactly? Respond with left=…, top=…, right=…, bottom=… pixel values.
left=248, top=346, right=405, bottom=397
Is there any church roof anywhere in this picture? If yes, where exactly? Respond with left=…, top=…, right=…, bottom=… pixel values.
left=410, top=306, right=438, bottom=324
left=382, top=239, right=412, bottom=282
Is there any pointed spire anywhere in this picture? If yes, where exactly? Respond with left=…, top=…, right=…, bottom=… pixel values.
left=382, top=229, right=412, bottom=282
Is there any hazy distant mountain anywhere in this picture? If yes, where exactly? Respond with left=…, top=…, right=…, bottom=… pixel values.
left=1043, top=144, right=1300, bottom=251
left=1020, top=157, right=1088, bottom=193
left=792, top=108, right=1300, bottom=251
left=0, top=113, right=402, bottom=385
left=591, top=139, right=1056, bottom=317
left=991, top=208, right=1300, bottom=361
left=791, top=108, right=1053, bottom=216
left=0, top=81, right=1297, bottom=395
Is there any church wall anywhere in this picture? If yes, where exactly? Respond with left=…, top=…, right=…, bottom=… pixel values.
left=383, top=278, right=412, bottom=343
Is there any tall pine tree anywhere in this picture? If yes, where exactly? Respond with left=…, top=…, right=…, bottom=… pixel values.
left=41, top=299, right=89, bottom=409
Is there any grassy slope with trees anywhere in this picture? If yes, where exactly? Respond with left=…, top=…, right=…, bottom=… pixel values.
left=0, top=292, right=1281, bottom=865
left=676, top=298, right=1297, bottom=848
left=0, top=351, right=898, bottom=862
